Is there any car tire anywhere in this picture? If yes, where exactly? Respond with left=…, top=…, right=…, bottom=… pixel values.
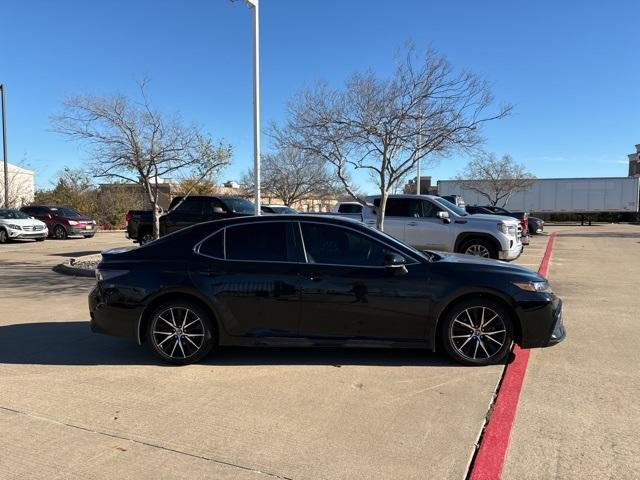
left=139, top=230, right=154, bottom=246
left=53, top=225, right=67, bottom=240
left=0, top=228, right=8, bottom=244
left=35, top=238, right=46, bottom=242
left=440, top=298, right=513, bottom=366
left=459, top=238, right=498, bottom=259
left=147, top=300, right=215, bottom=365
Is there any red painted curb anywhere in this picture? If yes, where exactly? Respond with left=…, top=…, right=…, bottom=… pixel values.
left=469, top=232, right=557, bottom=480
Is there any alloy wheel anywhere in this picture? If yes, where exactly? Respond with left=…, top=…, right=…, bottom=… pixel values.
left=465, top=244, right=490, bottom=258
left=449, top=306, right=507, bottom=361
left=54, top=225, right=67, bottom=240
left=140, top=233, right=154, bottom=245
left=151, top=307, right=206, bottom=360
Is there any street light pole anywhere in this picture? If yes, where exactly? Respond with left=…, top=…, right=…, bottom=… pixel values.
left=245, top=0, right=261, bottom=215
left=0, top=84, right=8, bottom=208
left=415, top=115, right=422, bottom=195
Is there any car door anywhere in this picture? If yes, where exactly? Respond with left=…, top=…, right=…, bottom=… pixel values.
left=372, top=198, right=412, bottom=242
left=190, top=221, right=302, bottom=339
left=296, top=221, right=430, bottom=341
left=404, top=199, right=453, bottom=251
left=163, top=197, right=204, bottom=235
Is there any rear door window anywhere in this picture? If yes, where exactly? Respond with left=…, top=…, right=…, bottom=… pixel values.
left=225, top=222, right=290, bottom=262
left=174, top=197, right=203, bottom=214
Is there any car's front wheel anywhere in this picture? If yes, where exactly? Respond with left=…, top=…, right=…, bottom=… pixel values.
left=53, top=225, right=67, bottom=240
left=440, top=298, right=513, bottom=366
left=0, top=229, right=8, bottom=244
left=460, top=238, right=498, bottom=259
left=147, top=301, right=215, bottom=365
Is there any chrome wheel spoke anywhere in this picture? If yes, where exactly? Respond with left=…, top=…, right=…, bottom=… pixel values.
left=158, top=333, right=175, bottom=347
left=453, top=319, right=474, bottom=330
left=482, top=314, right=498, bottom=329
left=184, top=336, right=199, bottom=349
left=484, top=334, right=503, bottom=346
left=478, top=338, right=490, bottom=358
left=465, top=309, right=476, bottom=328
left=183, top=319, right=200, bottom=330
left=483, top=329, right=506, bottom=336
left=177, top=338, right=186, bottom=358
left=473, top=340, right=480, bottom=359
left=452, top=334, right=472, bottom=339
left=169, top=338, right=179, bottom=357
left=182, top=309, right=190, bottom=329
left=160, top=317, right=174, bottom=329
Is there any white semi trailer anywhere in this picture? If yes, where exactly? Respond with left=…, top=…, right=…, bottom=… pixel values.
left=437, top=177, right=640, bottom=213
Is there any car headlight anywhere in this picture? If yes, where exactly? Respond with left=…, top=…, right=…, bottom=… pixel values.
left=513, top=280, right=553, bottom=293
left=68, top=220, right=79, bottom=225
left=6, top=224, right=22, bottom=230
left=497, top=222, right=517, bottom=235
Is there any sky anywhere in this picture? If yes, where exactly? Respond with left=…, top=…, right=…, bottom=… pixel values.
left=1, top=0, right=638, bottom=192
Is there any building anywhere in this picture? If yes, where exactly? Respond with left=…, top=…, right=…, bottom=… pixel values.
left=403, top=176, right=438, bottom=195
left=0, top=163, right=35, bottom=208
left=628, top=144, right=640, bottom=177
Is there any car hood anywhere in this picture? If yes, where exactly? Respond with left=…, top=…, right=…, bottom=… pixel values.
left=432, top=251, right=542, bottom=278
left=0, top=218, right=47, bottom=228
left=464, top=214, right=518, bottom=225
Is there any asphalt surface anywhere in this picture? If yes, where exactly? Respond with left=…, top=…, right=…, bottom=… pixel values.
left=1, top=227, right=634, bottom=479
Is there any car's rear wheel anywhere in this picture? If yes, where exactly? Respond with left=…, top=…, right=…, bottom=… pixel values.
left=0, top=229, right=8, bottom=244
left=54, top=225, right=67, bottom=240
left=440, top=298, right=513, bottom=366
left=139, top=230, right=154, bottom=245
left=147, top=301, right=215, bottom=365
left=460, top=238, right=498, bottom=259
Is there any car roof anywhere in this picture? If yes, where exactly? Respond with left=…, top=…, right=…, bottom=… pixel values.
left=365, top=194, right=441, bottom=201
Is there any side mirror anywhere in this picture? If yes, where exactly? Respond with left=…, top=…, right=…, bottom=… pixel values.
left=384, top=252, right=408, bottom=276
left=212, top=206, right=225, bottom=214
left=437, top=211, right=451, bottom=224
left=45, top=214, right=53, bottom=220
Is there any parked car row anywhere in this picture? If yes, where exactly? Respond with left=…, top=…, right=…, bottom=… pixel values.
left=0, top=205, right=97, bottom=243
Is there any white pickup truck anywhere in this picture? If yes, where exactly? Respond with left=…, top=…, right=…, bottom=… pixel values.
left=334, top=195, right=523, bottom=260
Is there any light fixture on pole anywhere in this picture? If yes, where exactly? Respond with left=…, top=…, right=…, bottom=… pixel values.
left=0, top=84, right=8, bottom=208
left=233, top=0, right=261, bottom=215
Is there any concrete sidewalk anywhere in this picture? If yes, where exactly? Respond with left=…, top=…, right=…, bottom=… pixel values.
left=502, top=224, right=640, bottom=479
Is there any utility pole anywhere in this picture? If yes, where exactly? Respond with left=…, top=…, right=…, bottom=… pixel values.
left=234, top=0, right=261, bottom=215
left=1, top=84, right=8, bottom=208
left=415, top=115, right=422, bottom=195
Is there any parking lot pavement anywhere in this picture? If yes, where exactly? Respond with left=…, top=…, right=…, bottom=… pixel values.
left=0, top=231, right=549, bottom=479
left=502, top=224, right=640, bottom=479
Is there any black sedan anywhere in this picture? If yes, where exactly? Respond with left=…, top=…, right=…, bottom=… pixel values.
left=89, top=215, right=565, bottom=366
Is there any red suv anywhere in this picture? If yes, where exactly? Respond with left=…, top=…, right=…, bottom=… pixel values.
left=21, top=205, right=97, bottom=239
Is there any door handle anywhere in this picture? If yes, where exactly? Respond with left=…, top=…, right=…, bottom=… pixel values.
left=407, top=221, right=418, bottom=226
left=309, top=273, right=323, bottom=282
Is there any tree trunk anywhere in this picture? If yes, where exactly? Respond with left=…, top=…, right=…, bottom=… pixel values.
left=376, top=188, right=388, bottom=231
left=152, top=202, right=161, bottom=240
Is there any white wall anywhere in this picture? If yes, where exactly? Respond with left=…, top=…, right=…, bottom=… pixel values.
left=0, top=163, right=35, bottom=208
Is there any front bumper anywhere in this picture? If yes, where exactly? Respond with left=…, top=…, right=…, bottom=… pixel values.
left=517, top=296, right=566, bottom=348
left=6, top=228, right=48, bottom=239
left=69, top=226, right=97, bottom=236
left=499, top=242, right=523, bottom=261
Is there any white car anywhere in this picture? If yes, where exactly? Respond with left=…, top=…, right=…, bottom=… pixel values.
left=0, top=209, right=48, bottom=243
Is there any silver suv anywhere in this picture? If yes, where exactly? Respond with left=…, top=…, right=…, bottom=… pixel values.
left=365, top=194, right=522, bottom=260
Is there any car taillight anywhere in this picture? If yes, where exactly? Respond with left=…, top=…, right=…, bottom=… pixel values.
left=125, top=212, right=132, bottom=223
left=96, top=265, right=129, bottom=282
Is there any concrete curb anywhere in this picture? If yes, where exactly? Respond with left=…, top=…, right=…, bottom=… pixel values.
left=52, top=262, right=96, bottom=278
left=53, top=254, right=101, bottom=278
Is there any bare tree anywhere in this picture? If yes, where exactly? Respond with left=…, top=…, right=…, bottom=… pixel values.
left=454, top=153, right=536, bottom=207
left=241, top=147, right=343, bottom=206
left=272, top=45, right=511, bottom=230
left=51, top=82, right=231, bottom=239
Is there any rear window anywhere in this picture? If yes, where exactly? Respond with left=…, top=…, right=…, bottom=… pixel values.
left=338, top=203, right=362, bottom=214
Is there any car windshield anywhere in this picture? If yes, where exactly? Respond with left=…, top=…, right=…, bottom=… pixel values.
left=433, top=198, right=467, bottom=216
left=50, top=207, right=81, bottom=217
left=222, top=198, right=255, bottom=214
left=0, top=209, right=30, bottom=219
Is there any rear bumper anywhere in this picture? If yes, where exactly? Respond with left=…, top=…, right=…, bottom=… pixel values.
left=89, top=286, right=142, bottom=341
